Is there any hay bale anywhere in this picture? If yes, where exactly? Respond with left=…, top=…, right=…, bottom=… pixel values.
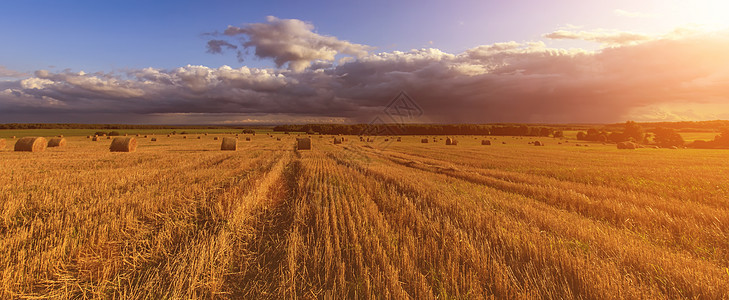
left=0, top=139, right=5, bottom=149
left=297, top=138, right=312, bottom=150
left=245, top=137, right=251, bottom=141
left=397, top=137, right=402, bottom=142
left=110, top=137, right=137, bottom=152
left=617, top=141, right=637, bottom=149
left=183, top=136, right=187, bottom=139
left=214, top=137, right=219, bottom=140
left=502, top=142, right=506, bottom=144
left=144, top=135, right=148, bottom=138
left=107, top=136, right=111, bottom=139
left=421, top=138, right=429, bottom=143
left=446, top=137, right=457, bottom=145
left=221, top=137, right=237, bottom=151
left=481, top=140, right=491, bottom=145
left=11, top=136, right=16, bottom=139
left=92, top=136, right=100, bottom=141
left=86, top=136, right=91, bottom=139
left=534, top=141, right=543, bottom=146
left=151, top=138, right=157, bottom=142
left=47, top=137, right=67, bottom=147
left=276, top=137, right=281, bottom=141
left=333, top=137, right=342, bottom=144
left=197, top=136, right=201, bottom=139
left=14, top=137, right=47, bottom=152
left=670, top=146, right=678, bottom=149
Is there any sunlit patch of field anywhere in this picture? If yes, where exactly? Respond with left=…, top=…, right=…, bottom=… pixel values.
left=1, top=133, right=728, bottom=298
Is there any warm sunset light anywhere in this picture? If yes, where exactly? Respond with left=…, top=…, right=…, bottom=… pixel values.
left=2, top=1, right=729, bottom=299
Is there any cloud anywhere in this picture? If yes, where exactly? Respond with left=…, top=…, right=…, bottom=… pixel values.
left=2, top=26, right=729, bottom=124
left=213, top=16, right=371, bottom=71
left=0, top=66, right=27, bottom=78
left=206, top=40, right=237, bottom=54
left=544, top=29, right=652, bottom=46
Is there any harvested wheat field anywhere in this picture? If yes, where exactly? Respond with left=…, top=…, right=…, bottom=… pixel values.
left=1, top=134, right=729, bottom=299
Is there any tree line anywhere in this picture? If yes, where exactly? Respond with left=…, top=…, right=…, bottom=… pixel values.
left=272, top=124, right=562, bottom=137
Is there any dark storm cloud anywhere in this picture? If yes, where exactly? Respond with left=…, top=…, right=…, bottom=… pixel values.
left=2, top=24, right=729, bottom=124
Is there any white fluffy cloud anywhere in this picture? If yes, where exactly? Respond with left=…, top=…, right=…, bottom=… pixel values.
left=213, top=16, right=371, bottom=71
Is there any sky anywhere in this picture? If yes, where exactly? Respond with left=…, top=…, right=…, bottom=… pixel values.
left=1, top=0, right=729, bottom=124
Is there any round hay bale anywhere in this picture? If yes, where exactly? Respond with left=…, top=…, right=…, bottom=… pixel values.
left=144, top=135, right=148, bottom=138
left=197, top=136, right=201, bottom=139
left=14, top=137, right=47, bottom=152
left=421, top=138, right=429, bottom=143
left=124, top=134, right=128, bottom=136
left=214, top=137, right=219, bottom=140
left=245, top=137, right=251, bottom=141
left=397, top=137, right=402, bottom=142
left=276, top=137, right=281, bottom=141
left=446, top=137, right=456, bottom=145
left=47, top=137, right=67, bottom=147
left=107, top=136, right=111, bottom=139
left=481, top=140, right=491, bottom=145
left=204, top=133, right=208, bottom=136
left=183, top=136, right=187, bottom=139
left=0, top=139, right=5, bottom=149
left=617, top=141, right=637, bottom=149
left=86, top=135, right=91, bottom=139
left=333, top=137, right=342, bottom=144
left=167, top=134, right=171, bottom=137
left=297, top=138, right=312, bottom=150
left=221, top=137, right=237, bottom=151
left=110, top=137, right=137, bottom=152
left=92, top=136, right=100, bottom=141
left=502, top=142, right=506, bottom=144
left=534, top=141, right=543, bottom=146
left=151, top=138, right=157, bottom=142
left=11, top=136, right=16, bottom=139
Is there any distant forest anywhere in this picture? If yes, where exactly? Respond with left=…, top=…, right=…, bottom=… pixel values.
left=272, top=120, right=729, bottom=136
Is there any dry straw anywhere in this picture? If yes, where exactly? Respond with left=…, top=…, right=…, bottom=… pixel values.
left=297, top=137, right=312, bottom=150
left=14, top=137, right=47, bottom=152
left=47, top=137, right=67, bottom=147
left=221, top=137, right=237, bottom=151
left=0, top=139, right=5, bottom=149
left=110, top=137, right=137, bottom=152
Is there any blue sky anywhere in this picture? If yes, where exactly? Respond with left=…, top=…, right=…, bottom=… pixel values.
left=1, top=0, right=682, bottom=73
left=2, top=0, right=729, bottom=124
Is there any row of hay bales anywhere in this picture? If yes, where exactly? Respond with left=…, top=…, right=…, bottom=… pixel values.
left=11, top=137, right=67, bottom=152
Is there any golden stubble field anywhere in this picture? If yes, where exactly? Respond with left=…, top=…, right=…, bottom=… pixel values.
left=1, top=133, right=728, bottom=299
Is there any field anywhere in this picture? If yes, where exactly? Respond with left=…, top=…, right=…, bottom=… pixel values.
left=1, top=133, right=729, bottom=299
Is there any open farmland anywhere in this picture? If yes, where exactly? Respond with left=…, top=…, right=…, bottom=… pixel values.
left=1, top=133, right=728, bottom=299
